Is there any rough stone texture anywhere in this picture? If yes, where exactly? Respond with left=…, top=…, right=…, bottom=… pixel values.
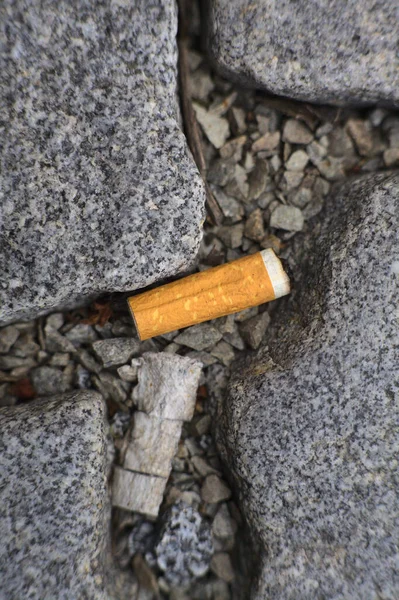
left=0, top=0, right=205, bottom=325
left=206, top=0, right=399, bottom=106
left=155, top=501, right=214, bottom=586
left=217, top=173, right=399, bottom=599
left=0, top=391, right=112, bottom=600
left=92, top=338, right=141, bottom=368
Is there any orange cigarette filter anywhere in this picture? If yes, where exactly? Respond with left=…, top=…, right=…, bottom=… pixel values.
left=128, top=249, right=290, bottom=341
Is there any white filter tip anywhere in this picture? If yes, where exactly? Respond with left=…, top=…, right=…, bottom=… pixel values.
left=261, top=249, right=290, bottom=299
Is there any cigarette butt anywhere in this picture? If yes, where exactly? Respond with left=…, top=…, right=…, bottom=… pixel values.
left=128, top=249, right=290, bottom=341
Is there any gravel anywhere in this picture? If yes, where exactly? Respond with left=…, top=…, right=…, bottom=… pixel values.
left=213, top=504, right=237, bottom=540
left=210, top=341, right=236, bottom=367
left=269, top=205, right=305, bottom=232
left=0, top=326, right=20, bottom=354
left=285, top=149, right=309, bottom=171
left=346, top=118, right=374, bottom=156
left=92, top=338, right=141, bottom=368
left=252, top=131, right=280, bottom=153
left=239, top=312, right=271, bottom=350
left=201, top=475, right=232, bottom=504
left=210, top=553, right=235, bottom=583
left=244, top=208, right=266, bottom=242
left=175, top=324, right=223, bottom=351
left=193, top=102, right=230, bottom=149
left=247, top=158, right=270, bottom=200
left=31, top=366, right=71, bottom=396
left=217, top=223, right=245, bottom=249
left=282, top=119, right=313, bottom=144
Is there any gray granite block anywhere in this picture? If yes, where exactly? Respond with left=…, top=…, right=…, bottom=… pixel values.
left=0, top=390, right=112, bottom=600
left=206, top=0, right=399, bottom=106
left=0, top=0, right=205, bottom=324
left=216, top=173, right=399, bottom=599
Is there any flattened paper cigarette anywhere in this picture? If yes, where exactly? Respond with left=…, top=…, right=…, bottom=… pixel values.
left=128, top=249, right=290, bottom=341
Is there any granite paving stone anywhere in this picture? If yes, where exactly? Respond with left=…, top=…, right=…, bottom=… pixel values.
left=0, top=0, right=205, bottom=324
left=0, top=390, right=113, bottom=599
left=206, top=0, right=399, bottom=106
left=216, top=173, right=399, bottom=599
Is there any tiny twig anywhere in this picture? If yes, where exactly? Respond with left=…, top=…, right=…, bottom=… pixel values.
left=256, top=93, right=341, bottom=130
left=177, top=0, right=223, bottom=225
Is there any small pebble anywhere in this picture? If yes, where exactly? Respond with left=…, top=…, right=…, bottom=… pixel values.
left=191, top=69, right=215, bottom=102
left=234, top=307, right=258, bottom=322
left=207, top=158, right=235, bottom=187
left=210, top=341, right=235, bottom=367
left=117, top=364, right=138, bottom=382
left=45, top=327, right=77, bottom=354
left=0, top=355, right=36, bottom=370
left=49, top=353, right=70, bottom=367
left=210, top=553, right=235, bottom=583
left=76, top=348, right=102, bottom=374
left=229, top=106, right=246, bottom=135
left=186, top=351, right=218, bottom=367
left=217, top=223, right=244, bottom=249
left=219, top=135, right=246, bottom=161
left=201, top=475, right=231, bottom=504
left=260, top=234, right=283, bottom=255
left=247, top=158, right=269, bottom=200
left=92, top=338, right=141, bottom=368
left=239, top=312, right=271, bottom=350
left=346, top=118, right=373, bottom=156
left=12, top=333, right=40, bottom=358
left=193, top=102, right=230, bottom=149
left=212, top=504, right=237, bottom=539
left=282, top=119, right=313, bottom=144
left=75, top=365, right=92, bottom=389
left=175, top=324, right=223, bottom=352
left=270, top=204, right=304, bottom=232
left=269, top=154, right=282, bottom=172
left=224, top=164, right=248, bottom=202
left=252, top=131, right=280, bottom=153
left=314, top=156, right=345, bottom=181
left=93, top=372, right=127, bottom=406
left=45, top=312, right=64, bottom=331
left=285, top=149, right=309, bottom=171
left=163, top=342, right=181, bottom=354
left=65, top=324, right=98, bottom=346
left=282, top=170, right=304, bottom=191
left=192, top=455, right=219, bottom=477
left=327, top=127, right=355, bottom=157
left=31, top=366, right=70, bottom=396
left=211, top=186, right=244, bottom=223
left=291, top=187, right=313, bottom=209
left=0, top=326, right=20, bottom=354
left=306, top=140, right=327, bottom=163
left=244, top=208, right=265, bottom=242
left=191, top=414, right=212, bottom=437
left=383, top=148, right=399, bottom=167
left=209, top=92, right=237, bottom=117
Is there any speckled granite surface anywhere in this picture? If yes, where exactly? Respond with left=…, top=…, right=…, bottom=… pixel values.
left=0, top=0, right=205, bottom=324
left=0, top=391, right=111, bottom=600
left=206, top=0, right=399, bottom=106
left=216, top=173, right=399, bottom=599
